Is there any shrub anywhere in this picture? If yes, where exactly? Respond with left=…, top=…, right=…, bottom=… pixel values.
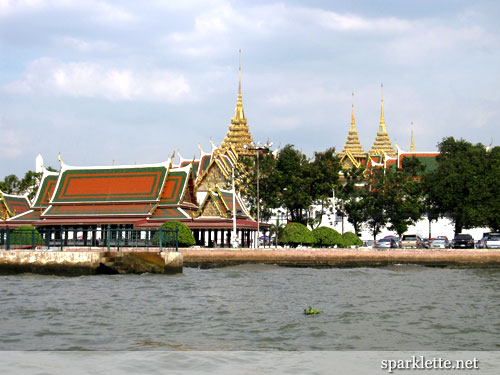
left=311, top=227, right=343, bottom=248
left=10, top=225, right=44, bottom=247
left=342, top=231, right=363, bottom=248
left=152, top=221, right=195, bottom=247
left=280, top=222, right=315, bottom=247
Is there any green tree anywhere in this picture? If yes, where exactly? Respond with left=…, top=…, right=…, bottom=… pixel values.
left=384, top=157, right=426, bottom=237
left=337, top=167, right=369, bottom=236
left=342, top=231, right=363, bottom=247
left=364, top=168, right=389, bottom=241
left=19, top=171, right=42, bottom=200
left=424, top=137, right=488, bottom=235
left=152, top=221, right=195, bottom=247
left=305, top=148, right=341, bottom=229
left=10, top=225, right=44, bottom=247
left=483, top=146, right=500, bottom=231
left=0, top=174, right=20, bottom=194
left=238, top=149, right=279, bottom=222
left=311, top=226, right=343, bottom=247
left=280, top=222, right=315, bottom=247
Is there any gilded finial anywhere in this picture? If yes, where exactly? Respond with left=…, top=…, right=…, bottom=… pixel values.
left=350, top=91, right=356, bottom=131
left=379, top=83, right=386, bottom=132
left=238, top=49, right=242, bottom=96
left=410, top=122, right=415, bottom=152
left=233, top=49, right=245, bottom=120
left=58, top=152, right=62, bottom=164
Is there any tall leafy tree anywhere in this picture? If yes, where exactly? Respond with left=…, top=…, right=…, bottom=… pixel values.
left=0, top=174, right=20, bottom=194
left=337, top=167, right=369, bottom=236
left=19, top=171, right=42, bottom=200
left=305, top=147, right=341, bottom=228
left=483, top=146, right=500, bottom=231
left=424, top=137, right=488, bottom=235
left=364, top=168, right=389, bottom=241
left=384, top=157, right=426, bottom=237
left=238, top=149, right=279, bottom=221
left=273, top=145, right=312, bottom=224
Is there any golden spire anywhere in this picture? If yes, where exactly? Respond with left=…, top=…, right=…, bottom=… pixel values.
left=221, top=49, right=254, bottom=156
left=340, top=91, right=365, bottom=160
left=379, top=83, right=386, bottom=133
left=369, top=83, right=396, bottom=157
left=234, top=49, right=244, bottom=120
left=410, top=122, right=415, bottom=152
left=350, top=91, right=356, bottom=131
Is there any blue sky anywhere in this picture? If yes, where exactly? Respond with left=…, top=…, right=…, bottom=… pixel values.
left=1, top=0, right=499, bottom=177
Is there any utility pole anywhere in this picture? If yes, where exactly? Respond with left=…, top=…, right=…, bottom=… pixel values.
left=246, top=141, right=272, bottom=248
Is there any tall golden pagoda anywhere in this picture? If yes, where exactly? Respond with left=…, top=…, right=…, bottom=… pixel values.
left=221, top=51, right=255, bottom=156
left=410, top=122, right=415, bottom=152
left=369, top=84, right=396, bottom=157
left=340, top=92, right=365, bottom=159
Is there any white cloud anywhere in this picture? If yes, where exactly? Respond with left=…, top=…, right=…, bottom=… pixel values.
left=0, top=123, right=23, bottom=157
left=0, top=0, right=135, bottom=23
left=3, top=58, right=192, bottom=102
left=310, top=8, right=412, bottom=32
left=386, top=24, right=500, bottom=65
left=55, top=36, right=118, bottom=52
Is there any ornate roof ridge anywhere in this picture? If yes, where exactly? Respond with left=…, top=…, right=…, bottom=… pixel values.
left=58, top=159, right=171, bottom=172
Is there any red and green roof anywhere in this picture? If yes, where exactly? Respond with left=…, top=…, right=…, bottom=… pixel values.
left=159, top=165, right=190, bottom=205
left=32, top=170, right=59, bottom=208
left=0, top=192, right=31, bottom=217
left=8, top=210, right=42, bottom=222
left=51, top=163, right=168, bottom=203
left=149, top=207, right=190, bottom=220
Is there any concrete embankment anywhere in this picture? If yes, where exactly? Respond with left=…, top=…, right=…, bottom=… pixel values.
left=0, top=251, right=183, bottom=276
left=181, top=248, right=500, bottom=268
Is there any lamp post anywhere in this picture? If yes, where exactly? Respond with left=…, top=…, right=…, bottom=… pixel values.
left=246, top=141, right=272, bottom=248
left=231, top=166, right=238, bottom=248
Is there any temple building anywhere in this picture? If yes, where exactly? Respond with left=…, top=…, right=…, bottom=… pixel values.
left=338, top=93, right=366, bottom=168
left=339, top=85, right=414, bottom=170
left=220, top=52, right=255, bottom=156
left=0, top=57, right=268, bottom=248
left=0, top=191, right=30, bottom=221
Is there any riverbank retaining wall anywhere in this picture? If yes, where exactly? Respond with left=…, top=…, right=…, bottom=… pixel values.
left=0, top=251, right=183, bottom=275
left=181, top=248, right=500, bottom=268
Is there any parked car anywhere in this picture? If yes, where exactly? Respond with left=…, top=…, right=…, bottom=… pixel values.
left=384, top=235, right=401, bottom=248
left=484, top=233, right=500, bottom=249
left=430, top=237, right=450, bottom=249
left=401, top=234, right=423, bottom=249
left=476, top=233, right=489, bottom=249
left=375, top=237, right=399, bottom=249
left=422, top=238, right=430, bottom=248
left=451, top=233, right=475, bottom=249
left=361, top=239, right=374, bottom=249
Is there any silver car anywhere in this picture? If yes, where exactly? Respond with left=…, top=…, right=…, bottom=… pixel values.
left=375, top=238, right=398, bottom=249
left=485, top=233, right=500, bottom=249
left=430, top=238, right=450, bottom=249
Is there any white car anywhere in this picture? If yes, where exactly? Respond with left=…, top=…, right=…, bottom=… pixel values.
left=485, top=233, right=500, bottom=249
left=430, top=238, right=450, bottom=249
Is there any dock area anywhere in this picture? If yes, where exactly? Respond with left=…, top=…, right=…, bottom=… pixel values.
left=2, top=248, right=500, bottom=275
left=0, top=250, right=183, bottom=275
left=181, top=248, right=500, bottom=268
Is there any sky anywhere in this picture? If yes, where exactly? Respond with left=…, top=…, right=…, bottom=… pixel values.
left=1, top=0, right=500, bottom=178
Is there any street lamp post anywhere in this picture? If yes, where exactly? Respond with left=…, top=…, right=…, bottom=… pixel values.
left=231, top=166, right=238, bottom=248
left=246, top=141, right=272, bottom=248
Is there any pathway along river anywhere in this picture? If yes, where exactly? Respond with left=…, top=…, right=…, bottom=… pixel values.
left=1, top=264, right=500, bottom=351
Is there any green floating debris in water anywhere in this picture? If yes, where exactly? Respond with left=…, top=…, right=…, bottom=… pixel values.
left=304, top=306, right=322, bottom=315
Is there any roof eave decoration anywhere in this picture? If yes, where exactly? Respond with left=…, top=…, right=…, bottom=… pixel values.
left=31, top=167, right=60, bottom=209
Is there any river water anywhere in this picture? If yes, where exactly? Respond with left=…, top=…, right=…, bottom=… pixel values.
left=1, top=264, right=500, bottom=351
left=1, top=265, right=500, bottom=373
